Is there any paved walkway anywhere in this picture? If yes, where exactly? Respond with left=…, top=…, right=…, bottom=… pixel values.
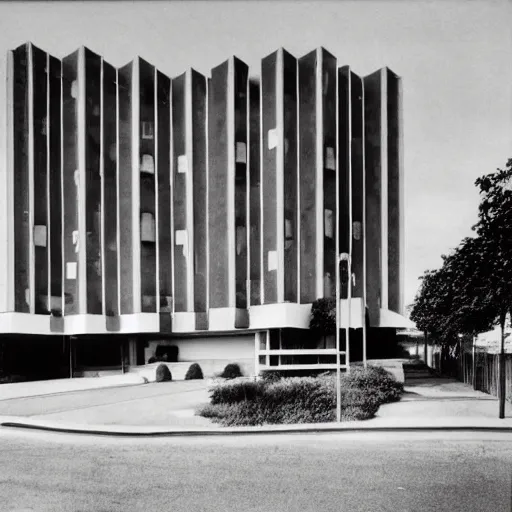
left=1, top=364, right=512, bottom=435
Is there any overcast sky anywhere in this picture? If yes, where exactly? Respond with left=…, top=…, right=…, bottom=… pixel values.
left=0, top=0, right=510, bottom=309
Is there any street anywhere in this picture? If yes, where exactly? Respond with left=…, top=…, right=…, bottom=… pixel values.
left=0, top=429, right=511, bottom=512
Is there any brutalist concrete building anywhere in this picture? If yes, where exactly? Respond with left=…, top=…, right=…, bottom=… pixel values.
left=0, top=43, right=407, bottom=378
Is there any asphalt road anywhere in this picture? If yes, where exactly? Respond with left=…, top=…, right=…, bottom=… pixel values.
left=1, top=429, right=511, bottom=512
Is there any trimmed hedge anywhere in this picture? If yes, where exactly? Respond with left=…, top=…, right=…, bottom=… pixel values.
left=341, top=366, right=403, bottom=404
left=198, top=367, right=401, bottom=426
left=219, top=363, right=243, bottom=380
left=185, top=363, right=204, bottom=380
left=155, top=364, right=172, bottom=382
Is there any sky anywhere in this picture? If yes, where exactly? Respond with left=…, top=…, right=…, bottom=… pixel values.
left=0, top=0, right=510, bottom=310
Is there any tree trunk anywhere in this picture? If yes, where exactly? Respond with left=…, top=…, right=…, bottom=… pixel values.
left=499, top=314, right=506, bottom=419
left=424, top=330, right=428, bottom=366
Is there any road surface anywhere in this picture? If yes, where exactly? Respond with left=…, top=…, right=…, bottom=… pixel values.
left=0, top=429, right=511, bottom=511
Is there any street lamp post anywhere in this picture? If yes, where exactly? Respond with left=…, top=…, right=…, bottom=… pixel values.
left=336, top=252, right=351, bottom=422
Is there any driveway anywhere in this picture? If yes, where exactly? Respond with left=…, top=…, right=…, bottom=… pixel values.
left=0, top=380, right=213, bottom=427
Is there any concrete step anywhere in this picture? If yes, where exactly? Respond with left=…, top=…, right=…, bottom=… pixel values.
left=403, top=363, right=436, bottom=380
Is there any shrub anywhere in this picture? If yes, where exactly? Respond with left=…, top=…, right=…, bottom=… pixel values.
left=199, top=369, right=393, bottom=426
left=155, top=364, right=172, bottom=382
left=147, top=356, right=157, bottom=364
left=210, top=379, right=265, bottom=405
left=341, top=366, right=403, bottom=405
left=220, top=363, right=243, bottom=379
left=196, top=403, right=235, bottom=422
left=259, top=370, right=284, bottom=382
left=185, top=363, right=204, bottom=380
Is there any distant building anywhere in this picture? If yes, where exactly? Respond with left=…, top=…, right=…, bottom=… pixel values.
left=0, top=43, right=407, bottom=378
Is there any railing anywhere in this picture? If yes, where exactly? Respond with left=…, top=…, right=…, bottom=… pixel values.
left=257, top=348, right=347, bottom=372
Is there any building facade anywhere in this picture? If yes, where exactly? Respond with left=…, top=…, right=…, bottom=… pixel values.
left=0, top=43, right=406, bottom=378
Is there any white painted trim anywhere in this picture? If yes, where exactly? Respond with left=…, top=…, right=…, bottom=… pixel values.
left=259, top=64, right=264, bottom=305
left=296, top=57, right=301, bottom=302
left=398, top=75, right=405, bottom=315
left=5, top=50, right=15, bottom=311
left=131, top=58, right=141, bottom=313
left=249, top=302, right=312, bottom=329
left=315, top=48, right=324, bottom=299
left=260, top=349, right=345, bottom=356
left=227, top=59, right=236, bottom=307
left=245, top=72, right=251, bottom=308
left=27, top=43, right=35, bottom=314
left=348, top=70, right=353, bottom=300
left=380, top=68, right=389, bottom=310
left=205, top=77, right=210, bottom=315
left=115, top=67, right=121, bottom=314
left=100, top=57, right=106, bottom=315
left=169, top=78, right=176, bottom=316
left=361, top=76, right=368, bottom=363
left=77, top=47, right=87, bottom=314
left=154, top=68, right=160, bottom=313
left=46, top=51, right=51, bottom=307
left=276, top=49, right=285, bottom=303
left=259, top=364, right=347, bottom=371
left=185, top=70, right=195, bottom=311
left=172, top=311, right=196, bottom=332
left=59, top=59, right=65, bottom=314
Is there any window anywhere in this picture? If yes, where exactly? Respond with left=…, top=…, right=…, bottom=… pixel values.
left=178, top=155, right=188, bottom=174
left=175, top=229, right=188, bottom=257
left=140, top=212, right=156, bottom=242
left=325, top=147, right=335, bottom=170
left=236, top=142, right=246, bottom=164
left=33, top=225, right=47, bottom=247
left=141, top=121, right=154, bottom=139
left=236, top=225, right=246, bottom=255
left=140, top=154, right=155, bottom=174
left=285, top=218, right=293, bottom=250
left=353, top=221, right=362, bottom=240
left=267, top=128, right=277, bottom=150
left=324, top=209, right=334, bottom=239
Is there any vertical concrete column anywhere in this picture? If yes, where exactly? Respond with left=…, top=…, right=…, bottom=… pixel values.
left=208, top=58, right=249, bottom=321
left=261, top=48, right=297, bottom=305
left=156, top=71, right=172, bottom=325
left=299, top=48, right=336, bottom=303
left=386, top=69, right=404, bottom=315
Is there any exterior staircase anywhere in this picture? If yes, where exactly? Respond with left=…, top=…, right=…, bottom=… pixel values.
left=402, top=361, right=436, bottom=383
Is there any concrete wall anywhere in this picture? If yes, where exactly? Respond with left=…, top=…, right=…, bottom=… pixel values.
left=145, top=333, right=256, bottom=376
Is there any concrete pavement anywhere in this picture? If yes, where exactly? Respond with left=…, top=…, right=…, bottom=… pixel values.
left=2, top=362, right=512, bottom=435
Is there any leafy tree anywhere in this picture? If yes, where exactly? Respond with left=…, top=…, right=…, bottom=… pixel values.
left=309, top=298, right=336, bottom=337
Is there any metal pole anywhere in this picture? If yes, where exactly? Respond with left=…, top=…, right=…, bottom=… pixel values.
left=346, top=256, right=351, bottom=374
left=69, top=336, right=73, bottom=379
left=362, top=307, right=367, bottom=369
left=335, top=259, right=341, bottom=423
left=499, top=320, right=506, bottom=419
left=472, top=335, right=476, bottom=390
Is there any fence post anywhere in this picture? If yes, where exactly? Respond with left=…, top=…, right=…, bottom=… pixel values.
left=472, top=337, right=476, bottom=389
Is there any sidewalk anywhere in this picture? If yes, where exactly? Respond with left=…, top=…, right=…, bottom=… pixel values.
left=2, top=366, right=512, bottom=436
left=0, top=373, right=148, bottom=401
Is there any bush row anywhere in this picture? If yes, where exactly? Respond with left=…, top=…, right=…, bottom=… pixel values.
left=198, top=366, right=403, bottom=426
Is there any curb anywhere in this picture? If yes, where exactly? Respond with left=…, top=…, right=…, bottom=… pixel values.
left=3, top=421, right=512, bottom=437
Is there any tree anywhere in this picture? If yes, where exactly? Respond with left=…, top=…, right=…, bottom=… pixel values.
left=474, top=158, right=512, bottom=418
left=411, top=157, right=512, bottom=418
left=309, top=298, right=336, bottom=343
